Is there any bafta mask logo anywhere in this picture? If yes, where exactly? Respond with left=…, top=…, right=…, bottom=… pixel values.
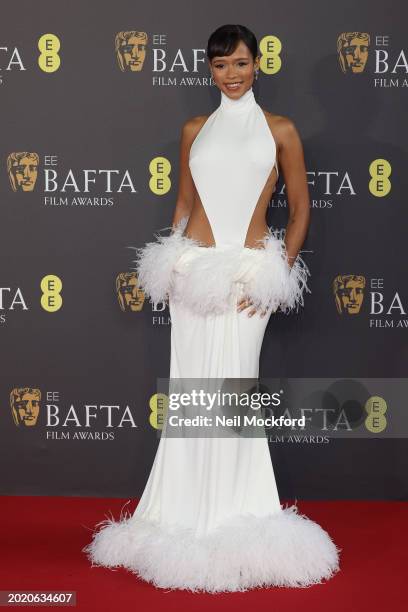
left=337, top=32, right=370, bottom=74
left=7, top=152, right=39, bottom=192
left=333, top=274, right=366, bottom=315
left=117, top=272, right=145, bottom=311
left=10, top=387, right=41, bottom=427
left=115, top=31, right=148, bottom=72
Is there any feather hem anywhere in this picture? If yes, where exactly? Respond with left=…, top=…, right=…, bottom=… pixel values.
left=82, top=502, right=341, bottom=593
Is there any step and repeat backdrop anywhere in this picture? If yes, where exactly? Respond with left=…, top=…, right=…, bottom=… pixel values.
left=1, top=1, right=407, bottom=500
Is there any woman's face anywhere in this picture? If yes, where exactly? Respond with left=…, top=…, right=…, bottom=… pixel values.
left=209, top=40, right=259, bottom=99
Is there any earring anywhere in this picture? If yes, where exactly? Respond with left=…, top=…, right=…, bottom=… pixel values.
left=254, top=69, right=259, bottom=80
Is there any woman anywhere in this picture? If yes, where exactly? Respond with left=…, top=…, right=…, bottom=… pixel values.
left=83, top=24, right=341, bottom=592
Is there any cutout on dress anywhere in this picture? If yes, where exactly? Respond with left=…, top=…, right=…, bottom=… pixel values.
left=243, top=162, right=279, bottom=249
left=183, top=161, right=279, bottom=250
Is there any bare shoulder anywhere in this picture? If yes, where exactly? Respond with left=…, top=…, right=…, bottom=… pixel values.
left=181, top=115, right=209, bottom=142
left=261, top=110, right=301, bottom=149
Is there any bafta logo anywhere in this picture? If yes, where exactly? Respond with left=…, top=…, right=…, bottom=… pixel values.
left=7, top=152, right=39, bottom=192
left=333, top=275, right=366, bottom=315
left=10, top=387, right=41, bottom=427
left=115, top=31, right=148, bottom=72
left=337, top=32, right=370, bottom=74
left=117, top=272, right=145, bottom=311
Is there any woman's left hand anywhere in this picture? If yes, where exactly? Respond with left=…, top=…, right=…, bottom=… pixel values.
left=236, top=297, right=268, bottom=317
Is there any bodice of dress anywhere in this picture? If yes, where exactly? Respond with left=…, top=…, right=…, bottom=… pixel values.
left=133, top=87, right=311, bottom=318
left=188, top=86, right=278, bottom=247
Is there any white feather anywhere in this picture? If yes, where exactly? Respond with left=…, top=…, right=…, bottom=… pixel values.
left=129, top=218, right=311, bottom=316
left=245, top=227, right=312, bottom=315
left=82, top=502, right=341, bottom=593
left=129, top=215, right=190, bottom=308
left=172, top=245, right=243, bottom=316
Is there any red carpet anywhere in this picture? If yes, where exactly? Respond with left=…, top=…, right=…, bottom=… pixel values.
left=0, top=497, right=406, bottom=611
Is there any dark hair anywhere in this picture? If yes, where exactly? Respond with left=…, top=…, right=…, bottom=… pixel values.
left=206, top=24, right=258, bottom=62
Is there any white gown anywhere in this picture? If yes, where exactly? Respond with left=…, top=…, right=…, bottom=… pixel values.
left=83, top=87, right=341, bottom=592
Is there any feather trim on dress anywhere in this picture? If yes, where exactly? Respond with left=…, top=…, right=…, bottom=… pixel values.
left=82, top=501, right=341, bottom=593
left=129, top=216, right=312, bottom=317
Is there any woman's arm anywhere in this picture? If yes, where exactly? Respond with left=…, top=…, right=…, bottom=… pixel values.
left=171, top=118, right=203, bottom=228
left=273, top=116, right=311, bottom=268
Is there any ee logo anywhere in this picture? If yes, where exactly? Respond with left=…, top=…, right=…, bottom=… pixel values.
left=40, top=275, right=62, bottom=312
left=38, top=33, right=61, bottom=73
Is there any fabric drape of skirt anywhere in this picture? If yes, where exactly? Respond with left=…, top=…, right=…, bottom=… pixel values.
left=82, top=218, right=341, bottom=592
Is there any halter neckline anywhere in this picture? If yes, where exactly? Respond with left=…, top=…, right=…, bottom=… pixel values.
left=219, top=86, right=256, bottom=113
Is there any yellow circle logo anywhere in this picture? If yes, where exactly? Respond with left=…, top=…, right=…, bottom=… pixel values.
left=365, top=396, right=387, bottom=433
left=149, top=393, right=168, bottom=429
left=369, top=158, right=391, bottom=197
left=40, top=275, right=62, bottom=312
left=259, top=36, right=282, bottom=74
left=149, top=157, right=171, bottom=195
left=38, top=34, right=61, bottom=72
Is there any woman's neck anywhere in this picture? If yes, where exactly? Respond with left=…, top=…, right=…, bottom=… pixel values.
left=219, top=86, right=256, bottom=113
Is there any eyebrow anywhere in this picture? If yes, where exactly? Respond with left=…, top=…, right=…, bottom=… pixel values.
left=213, top=57, right=249, bottom=61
